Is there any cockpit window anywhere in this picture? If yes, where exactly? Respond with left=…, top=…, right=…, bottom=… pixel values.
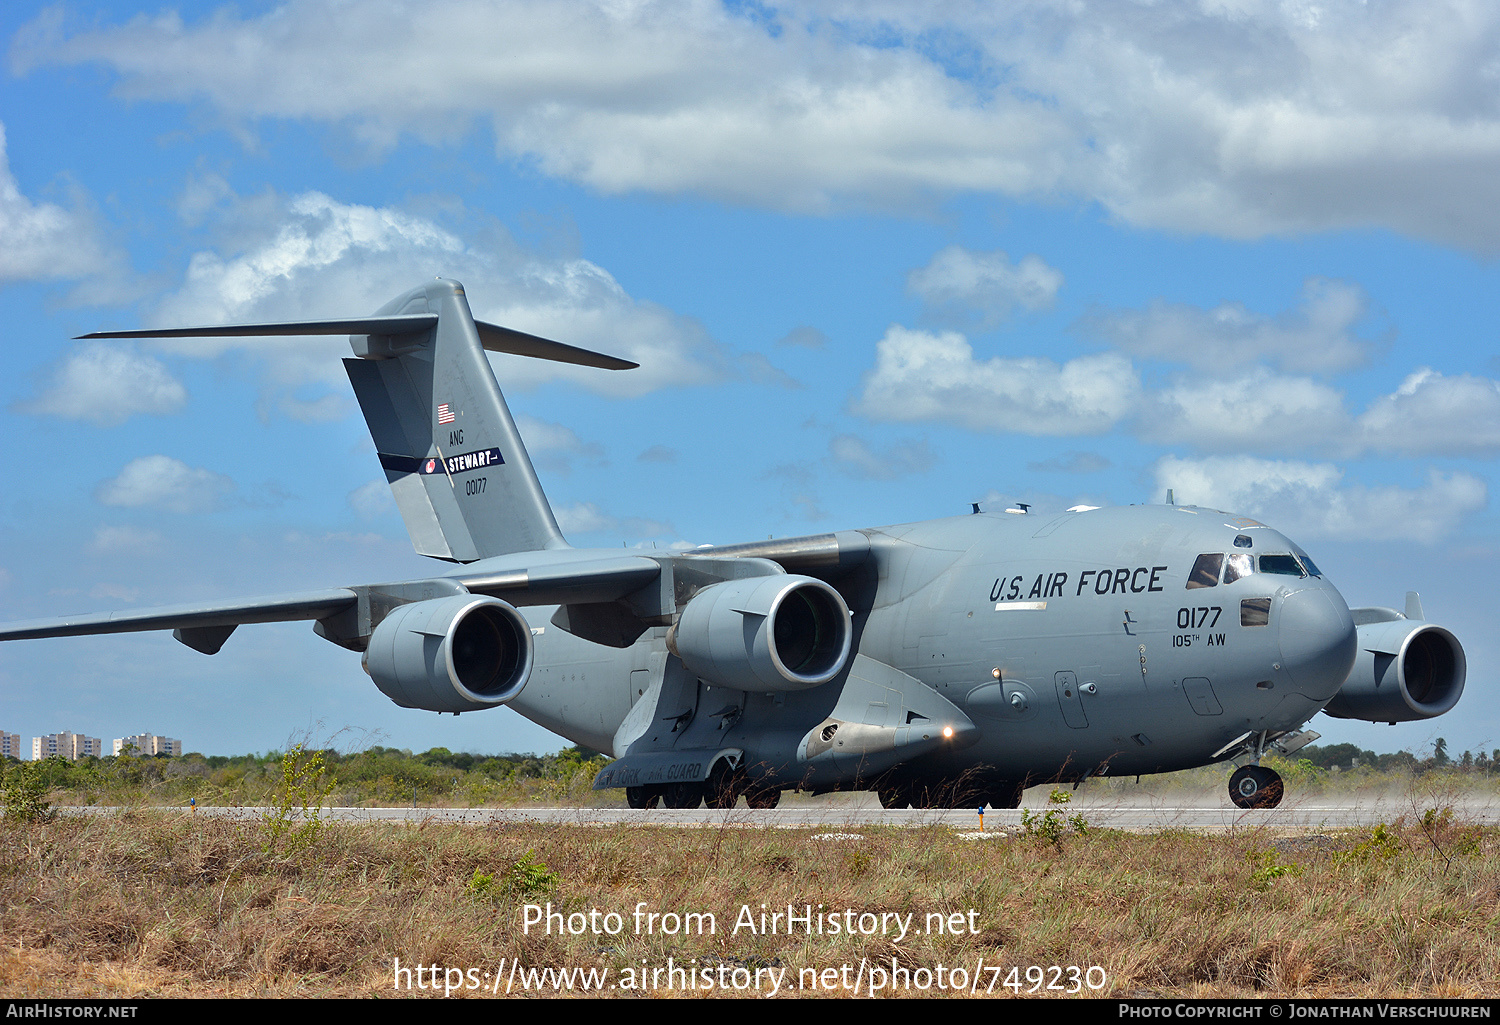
left=1186, top=553, right=1223, bottom=589
left=1258, top=554, right=1305, bottom=577
left=1233, top=534, right=1253, bottom=548
left=1223, top=553, right=1252, bottom=583
left=1287, top=543, right=1323, bottom=578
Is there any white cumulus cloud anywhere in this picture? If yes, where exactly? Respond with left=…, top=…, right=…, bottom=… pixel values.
left=854, top=326, right=1139, bottom=435
left=1357, top=368, right=1500, bottom=457
left=553, top=501, right=671, bottom=540
left=1080, top=278, right=1372, bottom=374
left=0, top=122, right=112, bottom=281
left=1154, top=455, right=1486, bottom=542
left=907, top=246, right=1062, bottom=329
left=140, top=188, right=759, bottom=404
left=1140, top=369, right=1353, bottom=454
left=17, top=3, right=1500, bottom=248
left=16, top=344, right=187, bottom=426
left=95, top=456, right=236, bottom=514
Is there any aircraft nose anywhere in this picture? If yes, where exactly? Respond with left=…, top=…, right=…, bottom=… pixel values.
left=1278, top=586, right=1357, bottom=701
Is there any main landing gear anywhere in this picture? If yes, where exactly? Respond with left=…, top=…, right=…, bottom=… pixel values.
left=623, top=780, right=782, bottom=810
left=624, top=783, right=703, bottom=808
left=875, top=779, right=1025, bottom=810
left=1228, top=765, right=1284, bottom=809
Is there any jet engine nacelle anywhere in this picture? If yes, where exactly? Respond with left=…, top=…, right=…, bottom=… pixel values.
left=362, top=595, right=533, bottom=713
left=1322, top=619, right=1465, bottom=723
left=668, top=574, right=852, bottom=692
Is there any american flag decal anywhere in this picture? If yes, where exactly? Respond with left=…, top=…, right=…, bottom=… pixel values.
left=437, top=403, right=455, bottom=424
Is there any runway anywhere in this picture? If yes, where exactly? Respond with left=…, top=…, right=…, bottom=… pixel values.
left=74, top=790, right=1500, bottom=832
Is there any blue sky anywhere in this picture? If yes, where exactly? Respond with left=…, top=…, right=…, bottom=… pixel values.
left=1, top=0, right=1497, bottom=760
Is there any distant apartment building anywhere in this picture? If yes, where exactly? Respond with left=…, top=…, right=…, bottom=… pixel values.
left=114, top=733, right=182, bottom=757
left=32, top=732, right=104, bottom=761
left=0, top=731, right=21, bottom=759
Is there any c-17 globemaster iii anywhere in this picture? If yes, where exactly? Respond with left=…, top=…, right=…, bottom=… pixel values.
left=0, top=279, right=1467, bottom=810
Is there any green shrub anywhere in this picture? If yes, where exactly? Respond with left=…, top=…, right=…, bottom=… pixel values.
left=2, top=762, right=53, bottom=823
left=262, top=744, right=337, bottom=854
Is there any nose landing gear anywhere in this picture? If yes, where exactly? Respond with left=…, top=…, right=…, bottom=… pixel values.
left=1228, top=764, right=1284, bottom=809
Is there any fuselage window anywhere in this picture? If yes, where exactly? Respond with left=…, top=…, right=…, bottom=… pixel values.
left=1258, top=554, right=1305, bottom=577
left=1186, top=553, right=1223, bottom=589
left=1241, top=597, right=1271, bottom=627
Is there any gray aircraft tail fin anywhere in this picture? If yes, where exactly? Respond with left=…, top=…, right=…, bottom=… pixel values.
left=85, top=278, right=636, bottom=562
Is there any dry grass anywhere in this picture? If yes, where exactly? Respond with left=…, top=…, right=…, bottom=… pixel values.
left=2, top=810, right=1496, bottom=998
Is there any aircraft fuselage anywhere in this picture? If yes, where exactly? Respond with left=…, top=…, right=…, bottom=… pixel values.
left=507, top=502, right=1357, bottom=791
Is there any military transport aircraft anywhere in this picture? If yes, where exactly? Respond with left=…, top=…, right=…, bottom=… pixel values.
left=0, top=279, right=1468, bottom=810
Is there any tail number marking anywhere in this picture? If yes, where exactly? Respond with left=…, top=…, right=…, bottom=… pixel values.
left=1176, top=607, right=1222, bottom=629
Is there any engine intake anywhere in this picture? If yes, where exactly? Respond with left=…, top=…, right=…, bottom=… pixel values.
left=1323, top=619, right=1465, bottom=723
left=362, top=595, right=533, bottom=712
left=668, top=575, right=852, bottom=691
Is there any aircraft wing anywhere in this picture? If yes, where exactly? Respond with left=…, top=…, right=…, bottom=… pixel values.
left=0, top=589, right=358, bottom=655
left=0, top=552, right=667, bottom=657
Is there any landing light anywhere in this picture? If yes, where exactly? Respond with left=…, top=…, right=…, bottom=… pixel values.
left=942, top=725, right=954, bottom=739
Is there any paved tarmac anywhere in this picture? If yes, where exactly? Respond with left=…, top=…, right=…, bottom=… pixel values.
left=68, top=789, right=1500, bottom=832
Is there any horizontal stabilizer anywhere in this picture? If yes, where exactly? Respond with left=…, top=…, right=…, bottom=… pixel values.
left=78, top=315, right=438, bottom=339
left=77, top=316, right=637, bottom=370
left=475, top=321, right=637, bottom=370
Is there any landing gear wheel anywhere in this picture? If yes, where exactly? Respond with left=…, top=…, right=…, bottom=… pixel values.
left=744, top=787, right=781, bottom=810
left=984, top=781, right=1025, bottom=810
left=626, top=785, right=661, bottom=810
left=662, top=782, right=706, bottom=808
left=907, top=783, right=937, bottom=809
left=876, top=784, right=909, bottom=809
left=706, top=766, right=743, bottom=809
left=1229, top=765, right=1284, bottom=809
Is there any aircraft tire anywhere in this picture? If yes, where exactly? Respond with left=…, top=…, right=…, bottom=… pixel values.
left=876, top=784, right=908, bottom=809
left=626, top=786, right=662, bottom=810
left=663, top=782, right=706, bottom=809
left=705, top=765, right=742, bottom=809
left=984, top=782, right=1025, bottom=810
left=744, top=787, right=781, bottom=810
left=1228, top=765, right=1284, bottom=810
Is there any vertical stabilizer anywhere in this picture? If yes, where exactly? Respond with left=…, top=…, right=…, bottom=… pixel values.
left=345, top=279, right=566, bottom=561
left=75, top=276, right=633, bottom=562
